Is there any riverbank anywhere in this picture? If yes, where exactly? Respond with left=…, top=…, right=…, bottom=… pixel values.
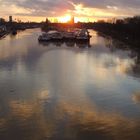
left=0, top=22, right=41, bottom=39
left=0, top=31, right=10, bottom=38
left=92, top=19, right=140, bottom=49
left=0, top=27, right=39, bottom=39
left=93, top=27, right=140, bottom=49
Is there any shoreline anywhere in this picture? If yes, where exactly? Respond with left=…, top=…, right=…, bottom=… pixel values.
left=0, top=31, right=9, bottom=39
left=93, top=27, right=140, bottom=50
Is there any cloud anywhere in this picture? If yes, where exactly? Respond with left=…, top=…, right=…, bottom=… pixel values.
left=0, top=0, right=140, bottom=20
left=0, top=4, right=33, bottom=15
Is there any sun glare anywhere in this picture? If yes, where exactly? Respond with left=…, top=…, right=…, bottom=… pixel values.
left=59, top=15, right=72, bottom=23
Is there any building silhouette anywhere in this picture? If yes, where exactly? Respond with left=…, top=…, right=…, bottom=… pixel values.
left=68, top=16, right=75, bottom=24
left=9, top=16, right=12, bottom=23
left=71, top=16, right=75, bottom=24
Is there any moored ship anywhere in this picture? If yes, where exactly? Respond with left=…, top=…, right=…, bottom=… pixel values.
left=38, top=29, right=91, bottom=42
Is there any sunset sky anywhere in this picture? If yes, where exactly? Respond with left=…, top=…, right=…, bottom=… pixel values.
left=0, top=0, right=140, bottom=22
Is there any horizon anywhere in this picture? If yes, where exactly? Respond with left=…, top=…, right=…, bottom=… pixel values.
left=0, top=0, right=140, bottom=22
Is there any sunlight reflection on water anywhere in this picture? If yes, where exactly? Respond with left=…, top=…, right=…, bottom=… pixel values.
left=0, top=28, right=140, bottom=140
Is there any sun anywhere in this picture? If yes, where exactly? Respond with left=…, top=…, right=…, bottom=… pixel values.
left=59, top=15, right=72, bottom=23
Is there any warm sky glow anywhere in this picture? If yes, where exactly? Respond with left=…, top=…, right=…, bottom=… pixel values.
left=0, top=0, right=140, bottom=22
left=58, top=15, right=72, bottom=23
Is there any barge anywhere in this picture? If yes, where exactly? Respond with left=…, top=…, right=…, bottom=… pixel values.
left=38, top=29, right=91, bottom=42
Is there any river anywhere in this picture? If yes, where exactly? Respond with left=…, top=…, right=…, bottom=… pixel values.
left=0, top=28, right=140, bottom=140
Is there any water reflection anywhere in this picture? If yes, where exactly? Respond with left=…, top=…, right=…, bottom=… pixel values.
left=1, top=90, right=140, bottom=140
left=132, top=92, right=140, bottom=104
left=128, top=53, right=140, bottom=78
left=39, top=40, right=91, bottom=48
left=0, top=29, right=140, bottom=140
left=102, top=36, right=140, bottom=77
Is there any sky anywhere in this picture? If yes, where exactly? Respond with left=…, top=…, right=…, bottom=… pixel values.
left=0, top=0, right=140, bottom=22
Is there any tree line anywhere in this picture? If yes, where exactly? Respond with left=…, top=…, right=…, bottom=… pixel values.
left=93, top=16, right=140, bottom=47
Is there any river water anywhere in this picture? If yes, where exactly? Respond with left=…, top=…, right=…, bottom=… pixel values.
left=0, top=28, right=140, bottom=140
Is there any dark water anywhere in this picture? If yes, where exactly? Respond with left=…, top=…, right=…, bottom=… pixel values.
left=0, top=29, right=140, bottom=140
